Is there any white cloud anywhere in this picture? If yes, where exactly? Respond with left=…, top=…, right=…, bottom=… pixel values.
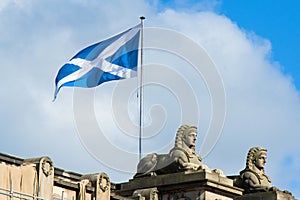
left=0, top=0, right=32, bottom=11
left=151, top=9, right=300, bottom=195
left=0, top=0, right=299, bottom=197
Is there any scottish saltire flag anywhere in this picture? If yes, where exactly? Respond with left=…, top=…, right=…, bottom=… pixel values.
left=53, top=25, right=140, bottom=101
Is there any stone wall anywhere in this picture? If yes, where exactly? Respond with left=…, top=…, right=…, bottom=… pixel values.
left=0, top=152, right=296, bottom=200
left=0, top=153, right=110, bottom=200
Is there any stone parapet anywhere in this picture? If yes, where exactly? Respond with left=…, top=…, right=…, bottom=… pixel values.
left=234, top=190, right=296, bottom=200
left=0, top=152, right=109, bottom=200
left=115, top=170, right=243, bottom=199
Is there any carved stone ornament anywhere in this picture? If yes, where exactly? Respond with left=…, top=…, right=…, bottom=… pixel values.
left=132, top=187, right=159, bottom=200
left=99, top=173, right=110, bottom=192
left=135, top=125, right=204, bottom=177
left=41, top=157, right=53, bottom=177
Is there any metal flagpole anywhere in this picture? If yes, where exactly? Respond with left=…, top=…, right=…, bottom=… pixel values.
left=139, top=16, right=145, bottom=160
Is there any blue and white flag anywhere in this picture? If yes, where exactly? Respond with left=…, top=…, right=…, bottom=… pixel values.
left=53, top=25, right=140, bottom=101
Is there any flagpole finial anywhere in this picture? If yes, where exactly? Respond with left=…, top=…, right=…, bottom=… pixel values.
left=140, top=16, right=145, bottom=20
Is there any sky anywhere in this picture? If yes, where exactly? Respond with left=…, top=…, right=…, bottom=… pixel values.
left=0, top=0, right=299, bottom=198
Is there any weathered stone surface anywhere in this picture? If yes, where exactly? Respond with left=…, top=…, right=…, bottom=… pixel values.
left=234, top=190, right=296, bottom=200
left=0, top=153, right=98, bottom=200
left=0, top=142, right=298, bottom=200
left=116, top=170, right=243, bottom=199
left=239, top=147, right=272, bottom=193
left=238, top=147, right=294, bottom=198
left=201, top=191, right=234, bottom=200
left=24, top=156, right=54, bottom=199
left=132, top=187, right=159, bottom=200
left=135, top=125, right=223, bottom=178
left=0, top=163, right=10, bottom=200
left=20, top=163, right=38, bottom=199
left=81, top=172, right=111, bottom=200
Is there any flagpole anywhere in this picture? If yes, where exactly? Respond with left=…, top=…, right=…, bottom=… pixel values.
left=139, top=16, right=145, bottom=161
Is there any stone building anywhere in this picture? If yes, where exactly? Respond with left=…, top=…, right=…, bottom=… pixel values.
left=0, top=124, right=296, bottom=200
left=0, top=149, right=296, bottom=199
left=0, top=151, right=244, bottom=200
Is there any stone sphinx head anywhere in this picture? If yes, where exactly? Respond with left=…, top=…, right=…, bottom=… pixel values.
left=174, top=125, right=197, bottom=151
left=245, top=147, right=267, bottom=172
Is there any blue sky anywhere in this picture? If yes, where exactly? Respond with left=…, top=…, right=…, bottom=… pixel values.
left=220, top=0, right=300, bottom=89
left=0, top=0, right=299, bottom=198
left=155, top=0, right=300, bottom=89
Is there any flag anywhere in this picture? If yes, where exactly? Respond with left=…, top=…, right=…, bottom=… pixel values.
left=53, top=25, right=140, bottom=101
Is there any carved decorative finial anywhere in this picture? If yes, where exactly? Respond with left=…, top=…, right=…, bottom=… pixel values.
left=99, top=173, right=110, bottom=192
left=41, top=157, right=54, bottom=177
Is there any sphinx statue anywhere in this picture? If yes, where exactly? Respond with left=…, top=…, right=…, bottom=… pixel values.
left=135, top=125, right=210, bottom=177
left=238, top=147, right=294, bottom=198
left=239, top=147, right=273, bottom=193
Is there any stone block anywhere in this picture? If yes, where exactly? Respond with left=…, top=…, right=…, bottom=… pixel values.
left=235, top=190, right=296, bottom=200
